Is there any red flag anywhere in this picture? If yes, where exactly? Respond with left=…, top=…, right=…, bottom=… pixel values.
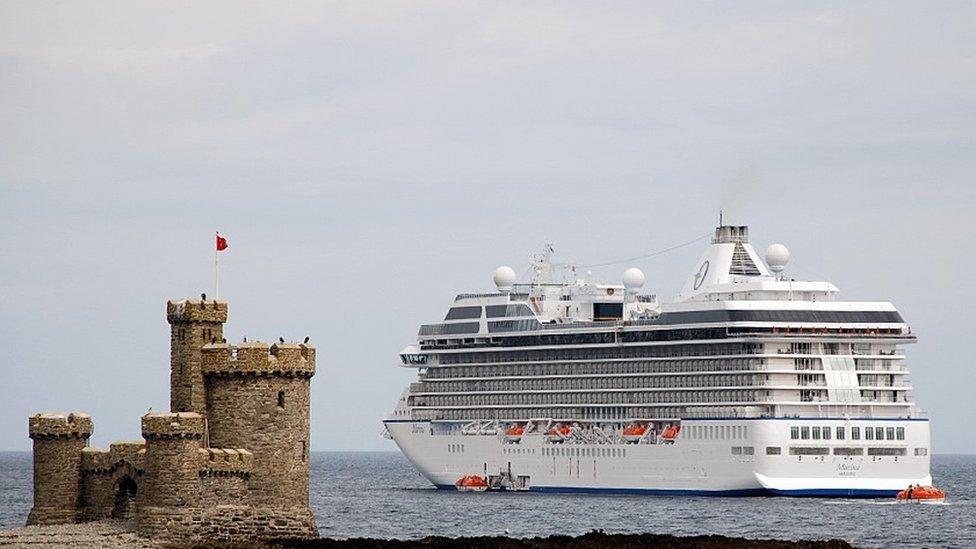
left=216, top=233, right=229, bottom=251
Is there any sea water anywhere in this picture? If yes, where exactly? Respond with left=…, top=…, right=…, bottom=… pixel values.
left=1, top=452, right=972, bottom=548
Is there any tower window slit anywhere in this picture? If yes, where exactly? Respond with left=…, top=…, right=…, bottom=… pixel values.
left=278, top=390, right=285, bottom=408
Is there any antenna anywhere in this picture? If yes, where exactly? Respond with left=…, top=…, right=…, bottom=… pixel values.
left=719, top=210, right=724, bottom=227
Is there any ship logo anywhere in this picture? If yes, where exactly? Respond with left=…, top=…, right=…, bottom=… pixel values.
left=693, top=260, right=709, bottom=290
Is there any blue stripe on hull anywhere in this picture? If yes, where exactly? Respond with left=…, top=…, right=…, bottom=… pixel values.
left=435, top=484, right=897, bottom=498
left=765, top=488, right=899, bottom=498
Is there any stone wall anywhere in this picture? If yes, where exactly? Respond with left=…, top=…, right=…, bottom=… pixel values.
left=135, top=506, right=317, bottom=546
left=79, top=442, right=146, bottom=521
left=198, top=448, right=253, bottom=506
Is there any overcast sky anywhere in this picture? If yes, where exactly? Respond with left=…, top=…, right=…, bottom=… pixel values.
left=1, top=2, right=974, bottom=453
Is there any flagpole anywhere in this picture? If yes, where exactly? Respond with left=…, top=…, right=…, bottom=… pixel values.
left=214, top=232, right=220, bottom=300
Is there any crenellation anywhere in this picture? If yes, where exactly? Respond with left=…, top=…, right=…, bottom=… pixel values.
left=81, top=443, right=145, bottom=473
left=166, top=299, right=228, bottom=324
left=29, top=413, right=93, bottom=439
left=141, top=412, right=205, bottom=440
left=198, top=448, right=253, bottom=475
left=27, top=296, right=318, bottom=543
left=202, top=342, right=315, bottom=377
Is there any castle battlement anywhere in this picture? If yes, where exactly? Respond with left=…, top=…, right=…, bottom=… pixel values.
left=166, top=299, right=228, bottom=324
left=29, top=413, right=93, bottom=439
left=141, top=412, right=205, bottom=440
left=198, top=448, right=254, bottom=476
left=81, top=442, right=146, bottom=473
left=201, top=342, right=316, bottom=378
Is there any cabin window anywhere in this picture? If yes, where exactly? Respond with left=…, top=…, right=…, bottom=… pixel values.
left=812, top=427, right=821, bottom=440
left=852, top=427, right=860, bottom=440
left=800, top=427, right=810, bottom=440
left=593, top=303, right=623, bottom=320
left=766, top=446, right=781, bottom=455
left=875, top=427, right=885, bottom=440
left=865, top=428, right=874, bottom=441
left=822, top=426, right=831, bottom=440
left=886, top=427, right=895, bottom=441
left=836, top=427, right=845, bottom=440
left=790, top=427, right=799, bottom=440
left=896, top=427, right=905, bottom=440
left=278, top=390, right=285, bottom=408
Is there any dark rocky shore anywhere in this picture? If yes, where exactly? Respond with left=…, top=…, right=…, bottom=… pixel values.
left=0, top=523, right=854, bottom=548
left=269, top=531, right=854, bottom=549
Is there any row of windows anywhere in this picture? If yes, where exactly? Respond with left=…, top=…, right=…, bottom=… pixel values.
left=419, top=374, right=764, bottom=393
left=542, top=446, right=627, bottom=458
left=685, top=425, right=750, bottom=440
left=426, top=328, right=731, bottom=349
left=426, top=357, right=764, bottom=379
left=436, top=344, right=763, bottom=366
left=444, top=306, right=482, bottom=320
left=430, top=406, right=690, bottom=421
left=730, top=446, right=755, bottom=455
left=413, top=389, right=763, bottom=408
left=486, top=304, right=535, bottom=318
left=789, top=426, right=906, bottom=441
left=419, top=322, right=480, bottom=336
left=444, top=307, right=904, bottom=329
left=447, top=443, right=465, bottom=453
left=787, top=446, right=908, bottom=457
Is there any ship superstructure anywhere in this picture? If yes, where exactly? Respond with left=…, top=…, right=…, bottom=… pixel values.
left=384, top=225, right=931, bottom=496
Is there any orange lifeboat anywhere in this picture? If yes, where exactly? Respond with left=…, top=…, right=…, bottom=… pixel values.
left=622, top=423, right=649, bottom=443
left=896, top=484, right=945, bottom=503
left=660, top=424, right=681, bottom=441
left=455, top=475, right=490, bottom=492
left=504, top=423, right=525, bottom=443
left=546, top=423, right=571, bottom=443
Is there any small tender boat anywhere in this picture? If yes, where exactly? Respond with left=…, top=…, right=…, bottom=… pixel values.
left=504, top=423, right=525, bottom=443
left=546, top=424, right=571, bottom=443
left=896, top=485, right=945, bottom=503
left=455, top=475, right=490, bottom=492
left=660, top=424, right=681, bottom=441
left=621, top=423, right=649, bottom=443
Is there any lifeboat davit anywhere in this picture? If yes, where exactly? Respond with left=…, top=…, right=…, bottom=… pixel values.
left=621, top=423, right=649, bottom=443
left=660, top=424, right=681, bottom=441
left=504, top=424, right=525, bottom=443
left=455, top=475, right=490, bottom=492
left=896, top=485, right=945, bottom=503
left=546, top=424, right=571, bottom=443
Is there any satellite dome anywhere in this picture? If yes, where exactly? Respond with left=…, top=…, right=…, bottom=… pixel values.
left=622, top=267, right=646, bottom=294
left=765, top=243, right=790, bottom=273
left=493, top=266, right=517, bottom=292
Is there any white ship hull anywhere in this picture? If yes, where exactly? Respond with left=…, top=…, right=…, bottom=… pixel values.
left=386, top=418, right=931, bottom=497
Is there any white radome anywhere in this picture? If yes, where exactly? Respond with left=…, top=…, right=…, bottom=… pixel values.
left=493, top=266, right=517, bottom=292
left=622, top=267, right=646, bottom=293
left=765, top=243, right=790, bottom=273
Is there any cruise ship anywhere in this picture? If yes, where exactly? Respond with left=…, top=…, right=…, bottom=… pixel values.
left=383, top=225, right=931, bottom=497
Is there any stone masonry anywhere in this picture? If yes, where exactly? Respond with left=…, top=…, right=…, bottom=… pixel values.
left=26, top=298, right=318, bottom=545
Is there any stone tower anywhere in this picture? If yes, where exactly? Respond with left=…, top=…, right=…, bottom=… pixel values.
left=202, top=341, right=315, bottom=517
left=137, top=412, right=204, bottom=538
left=27, top=413, right=93, bottom=525
left=166, top=299, right=227, bottom=415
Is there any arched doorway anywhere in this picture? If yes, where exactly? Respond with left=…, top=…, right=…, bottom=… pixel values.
left=112, top=476, right=137, bottom=520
